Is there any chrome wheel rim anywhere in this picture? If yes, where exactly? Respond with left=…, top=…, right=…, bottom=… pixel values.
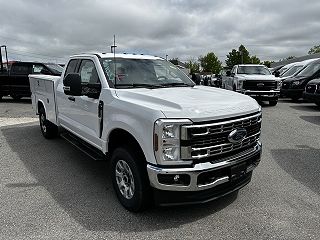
left=40, top=114, right=46, bottom=133
left=115, top=160, right=135, bottom=199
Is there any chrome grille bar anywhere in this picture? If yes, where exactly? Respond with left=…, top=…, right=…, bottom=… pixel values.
left=180, top=112, right=262, bottom=160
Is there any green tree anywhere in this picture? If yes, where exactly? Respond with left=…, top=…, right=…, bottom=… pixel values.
left=308, top=45, right=320, bottom=54
left=185, top=59, right=200, bottom=74
left=225, top=45, right=252, bottom=68
left=198, top=52, right=222, bottom=74
left=250, top=55, right=261, bottom=64
left=262, top=61, right=274, bottom=68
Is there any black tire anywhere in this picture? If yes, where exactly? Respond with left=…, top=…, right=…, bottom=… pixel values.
left=111, top=147, right=151, bottom=212
left=291, top=97, right=300, bottom=102
left=269, top=100, right=278, bottom=106
left=39, top=107, right=58, bottom=139
left=10, top=94, right=22, bottom=100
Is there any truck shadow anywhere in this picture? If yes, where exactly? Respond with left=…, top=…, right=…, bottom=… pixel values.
left=290, top=105, right=320, bottom=112
left=2, top=124, right=237, bottom=232
left=271, top=147, right=320, bottom=195
left=0, top=97, right=31, bottom=104
left=299, top=116, right=320, bottom=126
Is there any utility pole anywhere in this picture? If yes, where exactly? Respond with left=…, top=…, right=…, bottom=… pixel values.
left=110, top=35, right=117, bottom=53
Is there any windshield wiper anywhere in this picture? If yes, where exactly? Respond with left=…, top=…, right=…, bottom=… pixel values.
left=115, top=83, right=164, bottom=89
left=160, top=82, right=195, bottom=87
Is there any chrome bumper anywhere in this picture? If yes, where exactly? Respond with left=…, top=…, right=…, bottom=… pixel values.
left=147, top=142, right=261, bottom=192
left=238, top=90, right=280, bottom=97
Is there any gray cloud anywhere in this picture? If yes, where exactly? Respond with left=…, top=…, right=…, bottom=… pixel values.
left=0, top=0, right=319, bottom=64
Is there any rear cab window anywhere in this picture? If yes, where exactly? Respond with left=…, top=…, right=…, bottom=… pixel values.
left=11, top=64, right=32, bottom=75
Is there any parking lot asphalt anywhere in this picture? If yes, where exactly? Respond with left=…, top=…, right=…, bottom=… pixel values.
left=0, top=97, right=320, bottom=240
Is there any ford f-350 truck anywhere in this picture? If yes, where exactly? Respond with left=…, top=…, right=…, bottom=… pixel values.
left=29, top=53, right=262, bottom=211
left=224, top=64, right=280, bottom=106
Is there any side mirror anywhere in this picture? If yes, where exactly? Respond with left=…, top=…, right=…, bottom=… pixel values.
left=40, top=68, right=51, bottom=75
left=63, top=73, right=82, bottom=96
left=226, top=70, right=231, bottom=77
left=274, top=71, right=280, bottom=77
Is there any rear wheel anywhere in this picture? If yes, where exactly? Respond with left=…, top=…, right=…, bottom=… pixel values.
left=269, top=100, right=278, bottom=106
left=111, top=147, right=151, bottom=212
left=291, top=96, right=300, bottom=102
left=39, top=107, right=58, bottom=139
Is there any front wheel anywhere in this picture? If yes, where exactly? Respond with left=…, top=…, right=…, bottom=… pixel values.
left=269, top=100, right=278, bottom=106
left=39, top=107, right=58, bottom=139
left=111, top=147, right=151, bottom=212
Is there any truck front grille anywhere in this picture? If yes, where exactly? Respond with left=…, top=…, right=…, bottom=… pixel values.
left=243, top=80, right=277, bottom=91
left=180, top=112, right=262, bottom=161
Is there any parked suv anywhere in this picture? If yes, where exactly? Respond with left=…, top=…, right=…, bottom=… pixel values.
left=303, top=78, right=320, bottom=106
left=281, top=59, right=320, bottom=101
left=224, top=64, right=280, bottom=106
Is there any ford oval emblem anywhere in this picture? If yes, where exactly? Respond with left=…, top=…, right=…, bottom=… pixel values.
left=228, top=129, right=247, bottom=143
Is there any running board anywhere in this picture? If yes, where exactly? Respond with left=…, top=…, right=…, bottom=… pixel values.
left=60, top=132, right=105, bottom=161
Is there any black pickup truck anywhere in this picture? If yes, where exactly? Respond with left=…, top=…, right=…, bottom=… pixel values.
left=0, top=62, right=62, bottom=100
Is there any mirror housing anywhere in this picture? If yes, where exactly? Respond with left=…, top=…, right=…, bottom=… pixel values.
left=63, top=73, right=82, bottom=96
left=274, top=70, right=280, bottom=77
left=226, top=70, right=231, bottom=77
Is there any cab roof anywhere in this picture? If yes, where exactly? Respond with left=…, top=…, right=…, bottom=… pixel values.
left=71, top=52, right=163, bottom=60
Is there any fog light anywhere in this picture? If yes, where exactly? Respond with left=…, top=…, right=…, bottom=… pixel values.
left=158, top=174, right=191, bottom=186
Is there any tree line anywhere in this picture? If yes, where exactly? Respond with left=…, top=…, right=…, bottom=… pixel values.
left=175, top=44, right=320, bottom=75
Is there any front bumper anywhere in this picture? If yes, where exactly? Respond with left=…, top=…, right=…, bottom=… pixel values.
left=280, top=88, right=304, bottom=98
left=303, top=91, right=320, bottom=102
left=147, top=142, right=261, bottom=193
left=238, top=90, right=279, bottom=100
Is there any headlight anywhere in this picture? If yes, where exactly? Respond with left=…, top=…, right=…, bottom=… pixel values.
left=238, top=79, right=245, bottom=89
left=277, top=80, right=282, bottom=89
left=154, top=119, right=192, bottom=165
left=292, top=80, right=303, bottom=86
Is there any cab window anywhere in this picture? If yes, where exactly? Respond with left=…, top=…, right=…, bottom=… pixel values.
left=78, top=60, right=100, bottom=84
left=64, top=59, right=78, bottom=77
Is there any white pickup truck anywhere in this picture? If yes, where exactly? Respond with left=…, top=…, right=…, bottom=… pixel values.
left=29, top=53, right=262, bottom=211
left=224, top=64, right=280, bottom=106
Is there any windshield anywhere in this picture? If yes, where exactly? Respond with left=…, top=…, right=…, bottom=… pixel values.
left=296, top=62, right=320, bottom=78
left=237, top=66, right=271, bottom=75
left=100, top=58, right=194, bottom=88
left=281, top=65, right=303, bottom=77
left=45, top=63, right=63, bottom=75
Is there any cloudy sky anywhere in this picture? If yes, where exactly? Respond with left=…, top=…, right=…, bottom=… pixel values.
left=0, top=0, right=319, bottom=64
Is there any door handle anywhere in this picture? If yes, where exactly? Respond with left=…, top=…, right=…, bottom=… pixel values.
left=68, top=96, right=75, bottom=102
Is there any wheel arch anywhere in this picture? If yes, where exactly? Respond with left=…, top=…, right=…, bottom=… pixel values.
left=37, top=100, right=46, bottom=115
left=107, top=128, right=146, bottom=162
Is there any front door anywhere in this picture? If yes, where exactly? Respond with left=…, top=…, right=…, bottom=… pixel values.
left=73, top=59, right=102, bottom=149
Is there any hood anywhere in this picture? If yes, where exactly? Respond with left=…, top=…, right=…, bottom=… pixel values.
left=116, top=86, right=260, bottom=122
left=238, top=74, right=277, bottom=81
left=283, top=76, right=306, bottom=83
left=307, top=78, right=320, bottom=85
